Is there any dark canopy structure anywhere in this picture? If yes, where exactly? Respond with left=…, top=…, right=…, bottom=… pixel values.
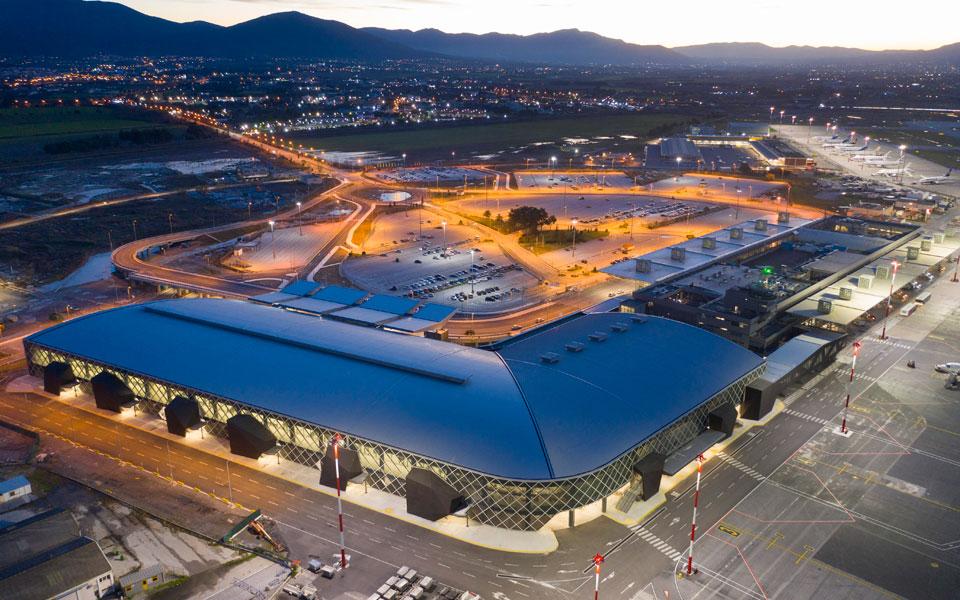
left=708, top=402, right=738, bottom=437
left=91, top=371, right=135, bottom=413
left=164, top=396, right=201, bottom=437
left=406, top=468, right=465, bottom=521
left=226, top=414, right=275, bottom=459
left=42, top=362, right=75, bottom=395
left=632, top=453, right=666, bottom=501
left=319, top=441, right=363, bottom=490
left=742, top=380, right=775, bottom=420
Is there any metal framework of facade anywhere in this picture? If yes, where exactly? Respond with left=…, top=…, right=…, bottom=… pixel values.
left=25, top=341, right=760, bottom=530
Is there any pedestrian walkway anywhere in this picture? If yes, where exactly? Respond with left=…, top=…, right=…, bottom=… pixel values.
left=782, top=408, right=832, bottom=427
left=631, top=526, right=684, bottom=562
left=715, top=451, right=765, bottom=482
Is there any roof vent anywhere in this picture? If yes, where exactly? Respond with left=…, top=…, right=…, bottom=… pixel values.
left=565, top=341, right=585, bottom=353
left=630, top=315, right=648, bottom=324
left=755, top=219, right=768, bottom=231
left=588, top=331, right=608, bottom=342
left=540, top=352, right=561, bottom=364
left=611, top=322, right=629, bottom=333
left=730, top=227, right=743, bottom=240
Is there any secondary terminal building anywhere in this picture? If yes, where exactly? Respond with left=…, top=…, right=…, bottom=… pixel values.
left=24, top=298, right=763, bottom=531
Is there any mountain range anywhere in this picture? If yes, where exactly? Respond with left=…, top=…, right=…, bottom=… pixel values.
left=2, top=0, right=958, bottom=67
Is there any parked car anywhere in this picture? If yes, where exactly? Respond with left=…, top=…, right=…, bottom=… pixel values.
left=935, top=362, right=960, bottom=374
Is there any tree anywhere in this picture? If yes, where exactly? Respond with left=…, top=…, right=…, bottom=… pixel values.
left=507, top=206, right=553, bottom=234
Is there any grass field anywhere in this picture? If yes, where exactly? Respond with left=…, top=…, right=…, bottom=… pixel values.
left=869, top=127, right=960, bottom=169
left=520, top=227, right=609, bottom=254
left=294, top=113, right=689, bottom=155
left=0, top=106, right=160, bottom=141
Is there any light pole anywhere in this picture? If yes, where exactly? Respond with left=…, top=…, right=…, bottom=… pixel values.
left=268, top=220, right=276, bottom=261
left=779, top=109, right=785, bottom=125
left=807, top=117, right=814, bottom=144
left=675, top=155, right=682, bottom=178
left=898, top=145, right=907, bottom=184
left=441, top=220, right=447, bottom=251
left=402, top=152, right=407, bottom=167
left=686, top=453, right=704, bottom=575
left=168, top=213, right=174, bottom=235
left=769, top=106, right=774, bottom=121
left=953, top=254, right=960, bottom=283
left=332, top=433, right=348, bottom=570
left=880, top=259, right=900, bottom=340
left=469, top=249, right=476, bottom=295
left=571, top=218, right=578, bottom=258
left=839, top=341, right=862, bottom=434
left=296, top=201, right=303, bottom=236
left=132, top=219, right=138, bottom=241
left=592, top=553, right=604, bottom=600
left=550, top=155, right=557, bottom=175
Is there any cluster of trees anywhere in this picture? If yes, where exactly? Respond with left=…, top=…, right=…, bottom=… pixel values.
left=118, top=127, right=173, bottom=144
left=507, top=205, right=556, bottom=233
left=44, top=126, right=193, bottom=155
left=43, top=134, right=118, bottom=154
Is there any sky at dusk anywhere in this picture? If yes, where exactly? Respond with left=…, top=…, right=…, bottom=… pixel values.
left=109, top=0, right=954, bottom=50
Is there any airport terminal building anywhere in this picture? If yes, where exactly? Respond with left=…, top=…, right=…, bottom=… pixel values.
left=24, top=298, right=763, bottom=531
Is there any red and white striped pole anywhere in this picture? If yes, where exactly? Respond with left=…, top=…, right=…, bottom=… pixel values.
left=592, top=553, right=604, bottom=600
left=333, top=433, right=348, bottom=569
left=840, top=341, right=862, bottom=434
left=686, top=454, right=704, bottom=575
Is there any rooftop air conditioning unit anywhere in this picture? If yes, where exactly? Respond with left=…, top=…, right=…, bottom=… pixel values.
left=565, top=341, right=585, bottom=353
left=858, top=274, right=874, bottom=289
left=730, top=228, right=743, bottom=240
left=778, top=211, right=790, bottom=224
left=875, top=265, right=890, bottom=279
left=702, top=237, right=717, bottom=250
left=610, top=322, right=629, bottom=333
left=588, top=332, right=608, bottom=342
left=540, top=352, right=560, bottom=364
left=839, top=287, right=853, bottom=300
left=635, top=259, right=652, bottom=273
left=670, top=247, right=686, bottom=262
left=630, top=315, right=648, bottom=324
left=933, top=232, right=945, bottom=244
left=817, top=299, right=833, bottom=314
left=755, top=219, right=768, bottom=231
left=920, top=238, right=932, bottom=252
left=907, top=246, right=920, bottom=260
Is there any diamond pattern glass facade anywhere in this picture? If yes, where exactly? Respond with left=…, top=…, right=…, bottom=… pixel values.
left=26, top=342, right=762, bottom=531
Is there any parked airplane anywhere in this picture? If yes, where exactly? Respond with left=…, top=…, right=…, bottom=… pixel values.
left=917, top=169, right=952, bottom=185
left=837, top=143, right=870, bottom=153
left=864, top=153, right=902, bottom=167
left=876, top=163, right=912, bottom=178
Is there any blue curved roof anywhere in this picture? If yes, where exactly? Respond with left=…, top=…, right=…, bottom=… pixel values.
left=25, top=299, right=762, bottom=480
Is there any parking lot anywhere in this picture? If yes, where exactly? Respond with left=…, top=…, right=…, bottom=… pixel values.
left=515, top=171, right=635, bottom=192
left=373, top=167, right=497, bottom=187
left=343, top=218, right=539, bottom=314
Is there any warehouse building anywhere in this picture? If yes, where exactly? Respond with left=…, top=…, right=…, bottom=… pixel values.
left=0, top=509, right=114, bottom=600
left=24, top=299, right=763, bottom=531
